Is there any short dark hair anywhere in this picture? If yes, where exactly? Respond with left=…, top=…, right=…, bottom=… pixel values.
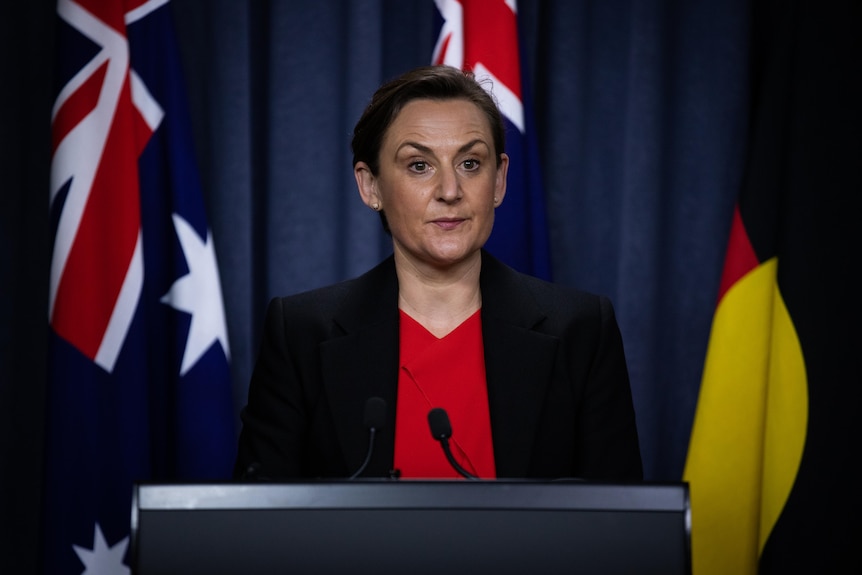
left=351, top=65, right=507, bottom=175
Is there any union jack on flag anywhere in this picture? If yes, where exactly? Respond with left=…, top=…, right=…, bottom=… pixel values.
left=45, top=0, right=235, bottom=572
left=433, top=0, right=551, bottom=279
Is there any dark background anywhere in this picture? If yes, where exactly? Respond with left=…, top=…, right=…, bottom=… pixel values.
left=2, top=1, right=858, bottom=572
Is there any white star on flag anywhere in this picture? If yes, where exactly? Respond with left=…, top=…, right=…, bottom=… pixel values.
left=161, top=212, right=231, bottom=375
left=73, top=523, right=130, bottom=575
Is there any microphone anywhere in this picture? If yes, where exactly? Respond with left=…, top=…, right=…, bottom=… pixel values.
left=427, top=407, right=479, bottom=480
left=348, top=397, right=387, bottom=479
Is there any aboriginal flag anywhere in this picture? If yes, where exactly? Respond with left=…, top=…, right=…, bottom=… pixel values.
left=45, top=0, right=235, bottom=572
left=683, top=3, right=860, bottom=574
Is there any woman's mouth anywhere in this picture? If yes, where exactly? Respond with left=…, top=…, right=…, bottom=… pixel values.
left=432, top=218, right=465, bottom=230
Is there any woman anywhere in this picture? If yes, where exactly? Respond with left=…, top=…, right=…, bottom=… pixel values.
left=234, top=65, right=642, bottom=481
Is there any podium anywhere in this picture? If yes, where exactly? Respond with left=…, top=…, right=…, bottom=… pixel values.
left=131, top=480, right=690, bottom=574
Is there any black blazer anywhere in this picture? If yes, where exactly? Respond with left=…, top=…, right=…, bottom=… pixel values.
left=235, top=250, right=643, bottom=481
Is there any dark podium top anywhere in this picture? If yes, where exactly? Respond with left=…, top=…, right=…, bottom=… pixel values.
left=131, top=480, right=691, bottom=575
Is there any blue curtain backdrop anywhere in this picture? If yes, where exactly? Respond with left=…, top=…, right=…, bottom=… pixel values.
left=3, top=0, right=762, bottom=570
left=170, top=0, right=747, bottom=482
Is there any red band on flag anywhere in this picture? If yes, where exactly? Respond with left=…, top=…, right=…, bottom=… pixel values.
left=462, top=0, right=521, bottom=100
left=716, top=204, right=760, bottom=302
left=51, top=74, right=141, bottom=361
left=51, top=61, right=108, bottom=155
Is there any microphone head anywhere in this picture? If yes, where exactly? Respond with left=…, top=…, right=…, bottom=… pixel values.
left=363, top=397, right=387, bottom=430
left=427, top=407, right=452, bottom=441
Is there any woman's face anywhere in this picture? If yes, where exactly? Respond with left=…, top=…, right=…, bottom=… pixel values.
left=355, top=98, right=508, bottom=271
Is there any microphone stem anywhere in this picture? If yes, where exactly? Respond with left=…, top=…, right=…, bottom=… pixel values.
left=348, top=427, right=377, bottom=480
left=440, top=438, right=479, bottom=480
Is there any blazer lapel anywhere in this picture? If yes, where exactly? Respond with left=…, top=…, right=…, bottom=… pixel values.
left=480, top=252, right=559, bottom=477
left=319, top=257, right=400, bottom=477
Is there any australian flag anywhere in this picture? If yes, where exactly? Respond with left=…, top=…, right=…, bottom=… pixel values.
left=433, top=0, right=551, bottom=280
left=45, top=0, right=236, bottom=572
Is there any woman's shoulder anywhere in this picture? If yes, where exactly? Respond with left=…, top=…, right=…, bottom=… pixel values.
left=267, top=255, right=398, bottom=322
left=481, top=251, right=611, bottom=313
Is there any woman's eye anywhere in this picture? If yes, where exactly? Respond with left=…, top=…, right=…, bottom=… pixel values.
left=409, top=161, right=427, bottom=172
left=462, top=159, right=480, bottom=171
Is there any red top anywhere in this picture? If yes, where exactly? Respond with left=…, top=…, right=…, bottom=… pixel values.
left=393, top=309, right=497, bottom=479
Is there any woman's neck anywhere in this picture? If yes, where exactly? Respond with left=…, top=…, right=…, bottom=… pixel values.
left=394, top=251, right=482, bottom=338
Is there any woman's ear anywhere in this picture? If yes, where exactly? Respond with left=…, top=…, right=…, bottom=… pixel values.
left=493, top=153, right=509, bottom=206
left=354, top=162, right=381, bottom=210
